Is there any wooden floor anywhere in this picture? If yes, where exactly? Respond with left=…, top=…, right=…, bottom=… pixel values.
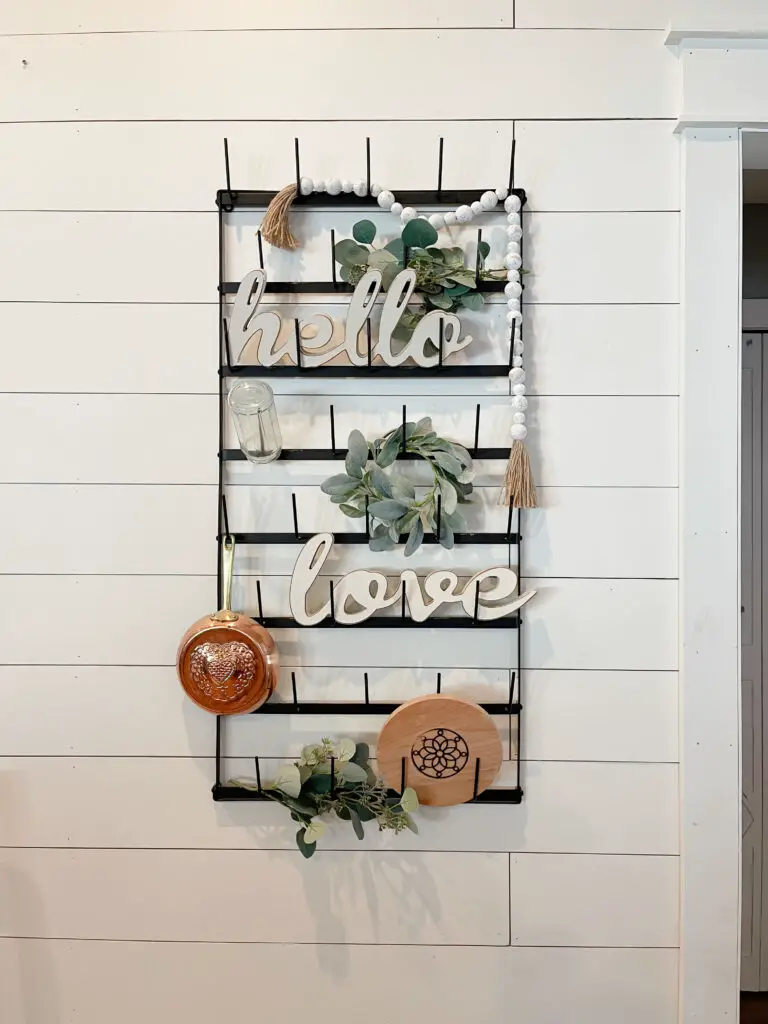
left=743, top=994, right=768, bottom=1022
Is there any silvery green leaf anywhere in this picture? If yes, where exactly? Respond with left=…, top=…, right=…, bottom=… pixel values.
left=369, top=525, right=396, bottom=552
left=347, top=429, right=369, bottom=467
left=439, top=522, right=455, bottom=550
left=445, top=509, right=468, bottom=532
left=348, top=806, right=366, bottom=841
left=431, top=451, right=464, bottom=478
left=272, top=764, right=302, bottom=799
left=404, top=518, right=425, bottom=557
left=369, top=499, right=408, bottom=520
left=296, top=828, right=317, bottom=858
left=352, top=219, right=376, bottom=244
left=403, top=813, right=419, bottom=835
left=390, top=471, right=415, bottom=501
left=438, top=478, right=458, bottom=514
left=368, top=248, right=397, bottom=270
left=345, top=451, right=363, bottom=478
left=457, top=467, right=475, bottom=484
left=321, top=473, right=357, bottom=495
left=447, top=442, right=473, bottom=466
left=388, top=520, right=401, bottom=543
left=368, top=463, right=393, bottom=498
left=339, top=503, right=366, bottom=518
left=377, top=432, right=401, bottom=468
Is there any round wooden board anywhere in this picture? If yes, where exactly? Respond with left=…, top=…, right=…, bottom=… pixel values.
left=377, top=694, right=503, bottom=806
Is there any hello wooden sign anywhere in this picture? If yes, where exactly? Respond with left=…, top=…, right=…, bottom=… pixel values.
left=289, top=534, right=535, bottom=626
left=229, top=268, right=473, bottom=368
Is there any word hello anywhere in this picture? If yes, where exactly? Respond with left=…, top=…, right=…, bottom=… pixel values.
left=289, top=533, right=535, bottom=626
left=230, top=268, right=472, bottom=369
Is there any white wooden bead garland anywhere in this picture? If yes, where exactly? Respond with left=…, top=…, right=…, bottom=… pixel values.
left=259, top=177, right=536, bottom=508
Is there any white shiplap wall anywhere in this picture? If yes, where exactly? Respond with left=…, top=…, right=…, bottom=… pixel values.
left=0, top=5, right=681, bottom=1023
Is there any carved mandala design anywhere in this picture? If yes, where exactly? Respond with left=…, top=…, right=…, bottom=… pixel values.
left=411, top=728, right=469, bottom=779
left=189, top=640, right=256, bottom=702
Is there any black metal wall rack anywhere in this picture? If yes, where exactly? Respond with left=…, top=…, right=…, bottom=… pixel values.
left=213, top=136, right=525, bottom=805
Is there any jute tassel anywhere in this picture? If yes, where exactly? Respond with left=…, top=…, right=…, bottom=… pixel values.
left=260, top=183, right=301, bottom=251
left=499, top=440, right=538, bottom=509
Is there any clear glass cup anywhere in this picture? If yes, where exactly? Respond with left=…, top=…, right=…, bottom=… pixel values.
left=227, top=381, right=283, bottom=464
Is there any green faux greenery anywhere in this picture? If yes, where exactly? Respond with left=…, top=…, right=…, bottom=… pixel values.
left=335, top=218, right=506, bottom=341
left=320, top=417, right=474, bottom=556
left=231, top=737, right=419, bottom=858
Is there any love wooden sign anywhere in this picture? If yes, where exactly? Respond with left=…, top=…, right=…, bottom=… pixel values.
left=230, top=268, right=473, bottom=369
left=289, top=534, right=535, bottom=626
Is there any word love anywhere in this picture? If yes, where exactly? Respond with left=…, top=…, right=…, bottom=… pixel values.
left=230, top=268, right=472, bottom=369
left=289, top=534, right=536, bottom=626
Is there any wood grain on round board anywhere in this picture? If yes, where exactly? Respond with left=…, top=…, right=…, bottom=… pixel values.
left=377, top=694, right=503, bottom=806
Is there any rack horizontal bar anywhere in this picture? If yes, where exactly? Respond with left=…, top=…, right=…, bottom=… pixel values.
left=221, top=363, right=512, bottom=379
left=252, top=700, right=521, bottom=716
left=212, top=783, right=524, bottom=805
left=221, top=447, right=509, bottom=462
left=220, top=280, right=506, bottom=296
left=220, top=531, right=520, bottom=546
left=255, top=615, right=519, bottom=630
left=217, top=188, right=527, bottom=211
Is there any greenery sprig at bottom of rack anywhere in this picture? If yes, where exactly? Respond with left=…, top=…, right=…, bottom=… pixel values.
left=231, top=738, right=419, bottom=858
left=320, top=417, right=475, bottom=556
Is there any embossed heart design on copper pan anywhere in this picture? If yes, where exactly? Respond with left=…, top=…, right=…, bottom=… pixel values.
left=176, top=536, right=279, bottom=715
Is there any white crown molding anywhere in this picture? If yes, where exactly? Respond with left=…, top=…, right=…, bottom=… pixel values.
left=667, top=0, right=768, bottom=46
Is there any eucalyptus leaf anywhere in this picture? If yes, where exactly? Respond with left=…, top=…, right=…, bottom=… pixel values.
left=402, top=218, right=439, bottom=248
left=415, top=416, right=433, bottom=434
left=381, top=261, right=402, bottom=290
left=345, top=452, right=363, bottom=479
left=272, top=764, right=302, bottom=799
left=369, top=499, right=408, bottom=520
left=478, top=240, right=491, bottom=261
left=296, top=828, right=317, bottom=858
left=404, top=518, right=425, bottom=557
left=368, top=248, right=397, bottom=270
left=369, top=527, right=396, bottom=552
left=335, top=737, right=356, bottom=762
left=384, top=237, right=405, bottom=261
left=460, top=291, right=484, bottom=312
left=448, top=271, right=477, bottom=288
left=427, top=293, right=453, bottom=310
left=340, top=761, right=369, bottom=784
left=400, top=787, right=419, bottom=813
left=352, top=219, right=376, bottom=244
left=335, top=238, right=370, bottom=267
left=439, top=522, right=455, bottom=550
left=304, top=773, right=332, bottom=794
left=403, top=813, right=419, bottom=835
left=444, top=283, right=470, bottom=296
left=303, top=819, right=326, bottom=844
left=355, top=804, right=377, bottom=822
left=348, top=806, right=365, bottom=841
left=352, top=742, right=370, bottom=766
left=425, top=247, right=445, bottom=261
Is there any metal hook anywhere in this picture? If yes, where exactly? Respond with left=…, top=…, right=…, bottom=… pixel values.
left=222, top=318, right=233, bottom=371
left=400, top=756, right=406, bottom=793
left=475, top=228, right=482, bottom=287
left=329, top=579, right=336, bottom=621
left=436, top=671, right=442, bottom=694
left=506, top=503, right=513, bottom=541
left=291, top=671, right=299, bottom=710
left=221, top=493, right=231, bottom=541
left=508, top=137, right=516, bottom=192
left=437, top=137, right=444, bottom=196
left=331, top=229, right=337, bottom=285
left=439, top=316, right=444, bottom=368
left=256, top=580, right=264, bottom=623
left=365, top=496, right=370, bottom=541
left=257, top=230, right=264, bottom=271
left=224, top=137, right=232, bottom=193
left=436, top=493, right=442, bottom=541
left=294, top=137, right=301, bottom=195
left=292, top=493, right=299, bottom=538
left=401, top=404, right=407, bottom=455
left=509, top=670, right=516, bottom=710
left=294, top=319, right=303, bottom=368
left=364, top=672, right=370, bottom=704
left=330, top=405, right=336, bottom=454
left=473, top=404, right=481, bottom=456
left=366, top=319, right=372, bottom=367
left=472, top=758, right=481, bottom=799
left=473, top=580, right=480, bottom=622
left=365, top=137, right=371, bottom=195
left=255, top=756, right=263, bottom=794
left=330, top=756, right=336, bottom=796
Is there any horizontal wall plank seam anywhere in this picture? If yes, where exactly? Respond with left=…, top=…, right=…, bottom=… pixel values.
left=0, top=28, right=667, bottom=38
left=0, top=758, right=681, bottom=765
left=0, top=935, right=680, bottom=949
left=0, top=117, right=681, bottom=126
left=0, top=664, right=681, bottom=672
left=0, top=846, right=683, bottom=855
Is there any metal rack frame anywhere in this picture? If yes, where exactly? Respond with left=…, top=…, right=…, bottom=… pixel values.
left=213, top=135, right=525, bottom=805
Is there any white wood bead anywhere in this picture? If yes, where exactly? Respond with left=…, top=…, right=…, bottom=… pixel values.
left=508, top=367, right=526, bottom=384
left=390, top=202, right=403, bottom=217
left=507, top=269, right=521, bottom=282
left=299, top=177, right=313, bottom=196
left=471, top=200, right=483, bottom=215
left=353, top=180, right=368, bottom=197
left=513, top=357, right=524, bottom=368
left=512, top=384, right=526, bottom=396
left=444, top=211, right=457, bottom=226
left=505, top=195, right=522, bottom=213
left=505, top=281, right=523, bottom=298
left=513, top=340, right=525, bottom=355
left=456, top=205, right=473, bottom=224
left=505, top=254, right=523, bottom=270
left=341, top=180, right=354, bottom=193
left=508, top=301, right=522, bottom=315
left=507, top=226, right=523, bottom=241
left=401, top=207, right=417, bottom=223
left=507, top=212, right=521, bottom=226
left=326, top=178, right=342, bottom=196
left=313, top=179, right=326, bottom=193
left=510, top=423, right=528, bottom=440
left=513, top=411, right=526, bottom=422
left=495, top=187, right=509, bottom=201
left=481, top=191, right=499, bottom=210
left=377, top=190, right=395, bottom=210
left=511, top=395, right=528, bottom=411
left=506, top=310, right=522, bottom=325
left=370, top=183, right=383, bottom=197
left=429, top=213, right=445, bottom=229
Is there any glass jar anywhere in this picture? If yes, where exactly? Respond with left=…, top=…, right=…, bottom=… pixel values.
left=227, top=380, right=282, bottom=464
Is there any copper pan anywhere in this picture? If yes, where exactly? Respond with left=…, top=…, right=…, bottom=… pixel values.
left=176, top=536, right=278, bottom=714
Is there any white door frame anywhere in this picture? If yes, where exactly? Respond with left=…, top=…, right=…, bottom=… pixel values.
left=670, top=5, right=768, bottom=1018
